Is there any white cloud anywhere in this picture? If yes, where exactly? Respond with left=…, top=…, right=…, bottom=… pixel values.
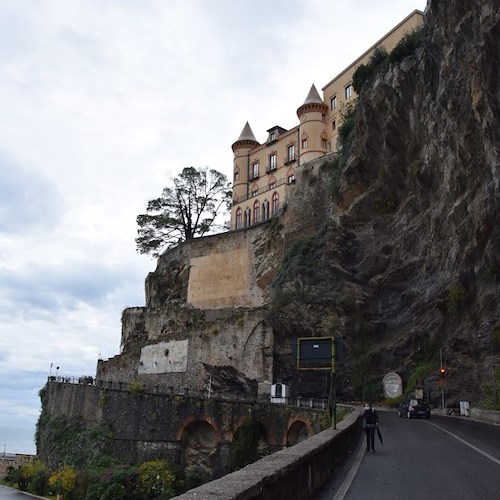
left=0, top=0, right=426, bottom=453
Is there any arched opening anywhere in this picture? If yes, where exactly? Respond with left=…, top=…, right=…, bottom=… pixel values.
left=261, top=199, right=270, bottom=221
left=286, top=420, right=309, bottom=446
left=244, top=207, right=251, bottom=227
left=272, top=192, right=279, bottom=215
left=275, top=383, right=283, bottom=397
left=253, top=200, right=260, bottom=224
left=228, top=418, right=269, bottom=472
left=180, top=420, right=217, bottom=479
left=235, top=208, right=242, bottom=229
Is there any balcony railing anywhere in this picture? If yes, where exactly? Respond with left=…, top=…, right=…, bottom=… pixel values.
left=283, top=155, right=297, bottom=165
left=265, top=165, right=278, bottom=174
left=233, top=177, right=289, bottom=205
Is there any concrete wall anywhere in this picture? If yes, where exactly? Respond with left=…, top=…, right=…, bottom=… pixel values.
left=173, top=409, right=360, bottom=500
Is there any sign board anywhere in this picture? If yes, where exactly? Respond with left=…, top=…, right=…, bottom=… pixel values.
left=382, top=372, right=403, bottom=398
left=294, top=337, right=333, bottom=371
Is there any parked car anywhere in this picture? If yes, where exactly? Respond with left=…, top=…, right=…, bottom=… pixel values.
left=398, top=398, right=431, bottom=419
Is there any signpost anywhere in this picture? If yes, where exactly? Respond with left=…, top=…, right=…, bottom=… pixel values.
left=295, top=336, right=340, bottom=429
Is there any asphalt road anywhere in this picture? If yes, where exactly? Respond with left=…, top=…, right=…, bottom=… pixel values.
left=0, top=485, right=43, bottom=499
left=318, top=411, right=500, bottom=500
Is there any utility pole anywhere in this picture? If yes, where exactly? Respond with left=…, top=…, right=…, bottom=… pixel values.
left=440, top=348, right=445, bottom=414
left=331, top=337, right=337, bottom=429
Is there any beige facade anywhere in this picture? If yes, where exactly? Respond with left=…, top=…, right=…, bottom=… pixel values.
left=230, top=9, right=423, bottom=230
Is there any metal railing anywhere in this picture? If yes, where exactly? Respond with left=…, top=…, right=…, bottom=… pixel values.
left=47, top=377, right=328, bottom=410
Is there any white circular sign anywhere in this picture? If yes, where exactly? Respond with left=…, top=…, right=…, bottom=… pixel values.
left=382, top=372, right=403, bottom=398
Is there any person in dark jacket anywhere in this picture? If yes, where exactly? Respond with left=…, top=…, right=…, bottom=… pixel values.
left=361, top=403, right=379, bottom=452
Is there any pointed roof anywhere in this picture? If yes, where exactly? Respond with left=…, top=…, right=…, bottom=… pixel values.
left=302, top=84, right=323, bottom=105
left=297, top=83, right=328, bottom=119
left=232, top=121, right=260, bottom=152
left=236, top=121, right=257, bottom=142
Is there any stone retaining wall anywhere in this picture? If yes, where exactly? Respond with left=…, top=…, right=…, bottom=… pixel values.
left=173, top=408, right=361, bottom=499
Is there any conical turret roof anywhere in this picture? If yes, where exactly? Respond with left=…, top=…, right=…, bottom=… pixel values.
left=302, top=84, right=323, bottom=105
left=232, top=121, right=260, bottom=152
left=236, top=121, right=258, bottom=142
left=297, top=83, right=328, bottom=118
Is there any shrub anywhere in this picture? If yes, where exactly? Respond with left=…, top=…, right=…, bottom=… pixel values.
left=184, top=465, right=212, bottom=490
left=128, top=381, right=145, bottom=397
left=137, top=459, right=176, bottom=499
left=389, top=27, right=424, bottom=63
left=352, top=63, right=374, bottom=94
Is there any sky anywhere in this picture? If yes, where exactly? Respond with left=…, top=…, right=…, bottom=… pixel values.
left=0, top=0, right=427, bottom=454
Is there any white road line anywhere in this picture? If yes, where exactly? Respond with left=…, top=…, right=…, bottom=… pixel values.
left=427, top=421, right=500, bottom=466
left=332, top=440, right=366, bottom=500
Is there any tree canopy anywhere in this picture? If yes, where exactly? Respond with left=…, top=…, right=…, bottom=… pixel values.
left=136, top=166, right=232, bottom=256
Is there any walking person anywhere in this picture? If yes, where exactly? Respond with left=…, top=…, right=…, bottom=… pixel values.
left=361, top=402, right=379, bottom=452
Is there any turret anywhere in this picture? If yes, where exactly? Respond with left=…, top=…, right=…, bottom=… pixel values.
left=231, top=122, right=260, bottom=204
left=296, top=84, right=328, bottom=164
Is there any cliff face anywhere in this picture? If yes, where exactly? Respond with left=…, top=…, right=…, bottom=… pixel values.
left=273, top=0, right=499, bottom=403
left=99, top=0, right=498, bottom=407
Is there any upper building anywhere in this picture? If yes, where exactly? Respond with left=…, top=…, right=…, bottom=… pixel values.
left=230, top=9, right=423, bottom=230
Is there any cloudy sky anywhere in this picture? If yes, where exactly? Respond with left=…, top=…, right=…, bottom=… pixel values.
left=0, top=0, right=426, bottom=454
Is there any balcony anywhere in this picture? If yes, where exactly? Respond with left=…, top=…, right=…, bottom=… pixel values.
left=265, top=165, right=278, bottom=174
left=283, top=155, right=296, bottom=165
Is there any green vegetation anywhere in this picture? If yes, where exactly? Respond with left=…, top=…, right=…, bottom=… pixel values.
left=446, top=285, right=466, bottom=311
left=352, top=47, right=388, bottom=93
left=389, top=27, right=425, bottom=64
left=228, top=418, right=269, bottom=472
left=409, top=158, right=423, bottom=177
left=3, top=458, right=196, bottom=499
left=375, top=196, right=398, bottom=214
left=128, top=380, right=145, bottom=396
left=352, top=27, right=424, bottom=95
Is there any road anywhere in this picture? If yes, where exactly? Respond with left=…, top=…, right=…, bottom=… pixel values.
left=319, top=410, right=500, bottom=500
left=0, top=485, right=44, bottom=499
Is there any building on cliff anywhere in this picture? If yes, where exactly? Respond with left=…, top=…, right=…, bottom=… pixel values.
left=230, top=9, right=423, bottom=230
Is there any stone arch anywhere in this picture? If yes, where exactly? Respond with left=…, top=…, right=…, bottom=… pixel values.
left=179, top=419, right=217, bottom=476
left=286, top=420, right=310, bottom=446
left=228, top=418, right=270, bottom=471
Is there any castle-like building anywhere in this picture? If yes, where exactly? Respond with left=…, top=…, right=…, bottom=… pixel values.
left=230, top=9, right=423, bottom=230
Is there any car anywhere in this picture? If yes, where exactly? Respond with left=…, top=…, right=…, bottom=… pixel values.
left=398, top=398, right=431, bottom=419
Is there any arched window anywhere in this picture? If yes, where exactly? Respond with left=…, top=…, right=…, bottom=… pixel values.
left=262, top=199, right=270, bottom=221
left=234, top=168, right=240, bottom=181
left=244, top=207, right=251, bottom=227
left=253, top=200, right=260, bottom=224
left=235, top=208, right=242, bottom=229
left=272, top=192, right=279, bottom=215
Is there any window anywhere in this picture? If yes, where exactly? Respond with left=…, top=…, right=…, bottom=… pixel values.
left=330, top=95, right=337, bottom=109
left=288, top=174, right=295, bottom=184
left=332, top=120, right=336, bottom=130
left=244, top=207, right=251, bottom=227
left=302, top=138, right=308, bottom=149
left=345, top=84, right=353, bottom=99
left=251, top=162, right=259, bottom=179
left=252, top=189, right=258, bottom=197
left=262, top=200, right=270, bottom=220
left=272, top=192, right=279, bottom=215
left=236, top=208, right=242, bottom=229
left=287, top=144, right=295, bottom=161
left=253, top=201, right=260, bottom=224
left=234, top=169, right=240, bottom=181
left=270, top=132, right=276, bottom=141
left=321, top=139, right=327, bottom=148
left=269, top=153, right=277, bottom=171
left=269, top=182, right=276, bottom=190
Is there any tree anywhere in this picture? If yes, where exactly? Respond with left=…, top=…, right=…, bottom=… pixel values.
left=48, top=464, right=77, bottom=499
left=136, top=167, right=232, bottom=256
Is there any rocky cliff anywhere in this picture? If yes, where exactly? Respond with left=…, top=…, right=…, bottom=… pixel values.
left=271, top=0, right=499, bottom=404
left=99, top=0, right=499, bottom=407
